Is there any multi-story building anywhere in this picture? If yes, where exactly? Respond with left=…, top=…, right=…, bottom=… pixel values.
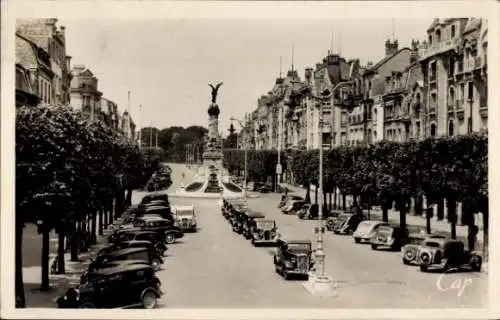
left=247, top=18, right=488, bottom=151
left=453, top=18, right=488, bottom=135
left=382, top=60, right=424, bottom=142
left=15, top=34, right=42, bottom=107
left=419, top=18, right=470, bottom=137
left=70, top=64, right=103, bottom=120
left=99, top=97, right=120, bottom=131
left=16, top=18, right=72, bottom=105
left=16, top=33, right=54, bottom=106
left=305, top=52, right=362, bottom=149
left=362, top=39, right=417, bottom=143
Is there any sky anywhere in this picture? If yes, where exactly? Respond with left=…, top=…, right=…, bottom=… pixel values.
left=60, top=18, right=432, bottom=134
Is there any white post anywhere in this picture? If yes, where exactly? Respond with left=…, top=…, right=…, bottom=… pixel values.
left=317, top=101, right=325, bottom=277
left=277, top=105, right=282, bottom=191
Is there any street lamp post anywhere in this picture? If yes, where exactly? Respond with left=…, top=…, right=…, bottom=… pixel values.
left=303, top=88, right=336, bottom=297
left=230, top=117, right=248, bottom=201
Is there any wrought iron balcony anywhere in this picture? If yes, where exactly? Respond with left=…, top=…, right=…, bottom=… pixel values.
left=479, top=105, right=488, bottom=118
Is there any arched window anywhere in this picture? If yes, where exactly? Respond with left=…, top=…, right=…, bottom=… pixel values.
left=448, top=120, right=455, bottom=136
left=430, top=123, right=437, bottom=137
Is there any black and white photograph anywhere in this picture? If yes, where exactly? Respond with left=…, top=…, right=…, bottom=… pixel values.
left=1, top=1, right=499, bottom=319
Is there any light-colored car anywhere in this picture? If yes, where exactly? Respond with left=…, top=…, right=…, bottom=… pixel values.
left=172, top=205, right=198, bottom=232
left=353, top=220, right=390, bottom=243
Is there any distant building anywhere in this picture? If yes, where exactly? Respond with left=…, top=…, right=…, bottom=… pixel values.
left=16, top=18, right=72, bottom=105
left=70, top=64, right=102, bottom=120
left=99, top=97, right=120, bottom=131
left=15, top=33, right=54, bottom=106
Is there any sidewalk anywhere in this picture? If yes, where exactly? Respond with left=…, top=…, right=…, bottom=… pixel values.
left=23, top=226, right=116, bottom=307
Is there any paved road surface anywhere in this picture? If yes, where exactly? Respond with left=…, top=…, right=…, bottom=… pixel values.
left=132, top=163, right=487, bottom=308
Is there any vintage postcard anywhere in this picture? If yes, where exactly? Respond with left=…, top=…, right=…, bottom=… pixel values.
left=1, top=0, right=498, bottom=319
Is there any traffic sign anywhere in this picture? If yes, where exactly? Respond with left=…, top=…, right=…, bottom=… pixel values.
left=276, top=164, right=282, bottom=174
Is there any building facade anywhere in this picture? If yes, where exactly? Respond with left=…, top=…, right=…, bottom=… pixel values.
left=15, top=34, right=42, bottom=107
left=70, top=64, right=103, bottom=121
left=15, top=33, right=54, bottom=106
left=16, top=18, right=72, bottom=105
left=244, top=18, right=487, bottom=151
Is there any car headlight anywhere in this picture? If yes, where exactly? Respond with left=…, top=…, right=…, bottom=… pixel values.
left=290, top=257, right=296, bottom=263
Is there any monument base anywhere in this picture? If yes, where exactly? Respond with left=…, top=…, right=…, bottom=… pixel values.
left=302, top=273, right=338, bottom=297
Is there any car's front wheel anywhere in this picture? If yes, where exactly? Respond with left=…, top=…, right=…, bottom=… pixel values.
left=371, top=244, right=378, bottom=250
left=419, top=264, right=429, bottom=272
left=142, top=291, right=158, bottom=309
left=283, top=268, right=290, bottom=280
left=354, top=238, right=361, bottom=243
left=165, top=233, right=176, bottom=244
left=469, top=255, right=482, bottom=272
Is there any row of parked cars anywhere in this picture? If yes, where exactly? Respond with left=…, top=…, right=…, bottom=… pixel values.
left=278, top=195, right=483, bottom=273
left=221, top=198, right=315, bottom=280
left=57, top=191, right=199, bottom=309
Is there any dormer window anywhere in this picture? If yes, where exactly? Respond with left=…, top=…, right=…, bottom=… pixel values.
left=436, top=29, right=441, bottom=42
left=451, top=25, right=456, bottom=38
left=428, top=35, right=433, bottom=45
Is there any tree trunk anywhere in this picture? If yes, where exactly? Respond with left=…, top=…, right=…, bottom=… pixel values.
left=328, top=192, right=332, bottom=211
left=333, top=189, right=337, bottom=209
left=323, top=190, right=327, bottom=211
left=70, top=222, right=78, bottom=262
left=415, top=194, right=423, bottom=217
left=447, top=197, right=457, bottom=239
left=15, top=219, right=26, bottom=308
left=305, top=183, right=311, bottom=203
left=314, top=185, right=318, bottom=205
left=109, top=203, right=114, bottom=225
left=57, top=226, right=65, bottom=274
left=353, top=194, right=358, bottom=207
left=91, top=210, right=97, bottom=245
left=381, top=200, right=389, bottom=222
left=98, top=209, right=104, bottom=236
left=482, top=200, right=488, bottom=261
left=425, top=207, right=433, bottom=234
left=342, top=194, right=346, bottom=211
left=437, top=198, right=444, bottom=220
left=41, top=225, right=50, bottom=291
left=398, top=197, right=407, bottom=230
left=81, top=220, right=88, bottom=252
left=126, top=189, right=133, bottom=208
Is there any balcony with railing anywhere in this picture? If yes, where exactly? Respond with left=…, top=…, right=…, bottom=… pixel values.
left=419, top=37, right=460, bottom=60
left=480, top=105, right=488, bottom=118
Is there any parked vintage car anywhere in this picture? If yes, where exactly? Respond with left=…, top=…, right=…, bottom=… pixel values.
left=241, top=210, right=266, bottom=239
left=141, top=191, right=170, bottom=205
left=273, top=239, right=314, bottom=280
left=58, top=264, right=162, bottom=309
left=353, top=220, right=390, bottom=243
left=329, top=213, right=365, bottom=234
left=137, top=205, right=174, bottom=222
left=231, top=208, right=253, bottom=234
left=172, top=205, right=198, bottom=232
left=401, top=233, right=447, bottom=265
left=417, top=238, right=482, bottom=272
left=88, top=247, right=164, bottom=272
left=108, top=230, right=167, bottom=252
left=135, top=216, right=184, bottom=244
left=80, top=260, right=148, bottom=285
left=296, top=203, right=332, bottom=220
left=225, top=200, right=247, bottom=220
left=370, top=225, right=412, bottom=250
left=249, top=218, right=280, bottom=246
left=279, top=195, right=303, bottom=209
left=282, top=200, right=307, bottom=215
left=97, top=240, right=166, bottom=258
left=253, top=182, right=272, bottom=193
